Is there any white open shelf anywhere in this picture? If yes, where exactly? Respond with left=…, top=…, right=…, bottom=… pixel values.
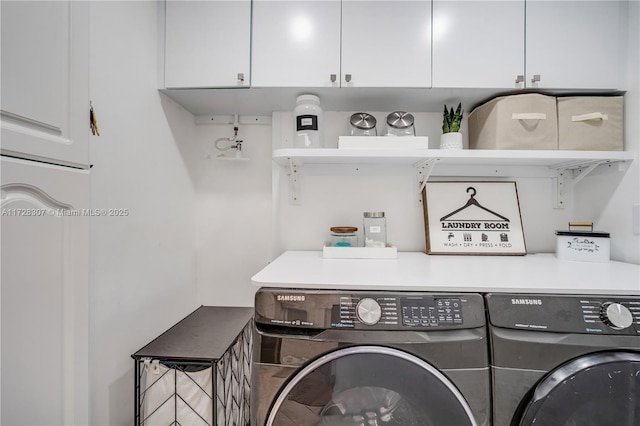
left=273, top=148, right=636, bottom=170
left=273, top=147, right=636, bottom=208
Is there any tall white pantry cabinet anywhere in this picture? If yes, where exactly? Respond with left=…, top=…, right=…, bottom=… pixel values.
left=0, top=1, right=90, bottom=425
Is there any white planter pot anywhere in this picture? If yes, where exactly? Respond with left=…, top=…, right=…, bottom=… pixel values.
left=440, top=132, right=463, bottom=149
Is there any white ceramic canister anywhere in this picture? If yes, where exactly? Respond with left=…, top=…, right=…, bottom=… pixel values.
left=294, top=94, right=323, bottom=148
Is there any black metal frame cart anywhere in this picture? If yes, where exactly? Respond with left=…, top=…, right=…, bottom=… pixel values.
left=131, top=306, right=253, bottom=426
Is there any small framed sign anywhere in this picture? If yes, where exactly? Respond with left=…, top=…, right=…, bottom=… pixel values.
left=422, top=181, right=527, bottom=255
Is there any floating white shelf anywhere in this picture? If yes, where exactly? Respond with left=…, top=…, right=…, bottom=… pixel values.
left=273, top=148, right=636, bottom=170
left=273, top=147, right=636, bottom=207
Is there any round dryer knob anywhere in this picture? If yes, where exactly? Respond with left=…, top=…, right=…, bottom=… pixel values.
left=356, top=298, right=382, bottom=326
left=600, top=302, right=633, bottom=330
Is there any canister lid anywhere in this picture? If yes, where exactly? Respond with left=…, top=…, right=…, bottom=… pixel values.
left=386, top=111, right=414, bottom=129
left=350, top=113, right=377, bottom=130
left=556, top=221, right=609, bottom=238
left=330, top=226, right=358, bottom=233
left=296, top=94, right=320, bottom=105
left=363, top=212, right=385, bottom=218
left=555, top=230, right=610, bottom=238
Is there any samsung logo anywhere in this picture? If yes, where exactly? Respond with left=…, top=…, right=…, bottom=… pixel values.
left=511, top=298, right=543, bottom=305
left=277, top=295, right=306, bottom=302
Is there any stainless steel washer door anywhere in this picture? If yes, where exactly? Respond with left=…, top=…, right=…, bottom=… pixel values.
left=266, top=346, right=477, bottom=426
left=516, top=351, right=640, bottom=426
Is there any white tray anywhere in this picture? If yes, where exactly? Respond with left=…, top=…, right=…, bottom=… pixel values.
left=338, top=136, right=429, bottom=150
left=322, top=244, right=398, bottom=259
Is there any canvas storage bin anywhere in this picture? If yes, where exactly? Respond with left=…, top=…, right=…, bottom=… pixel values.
left=469, top=93, right=558, bottom=150
left=557, top=96, right=623, bottom=151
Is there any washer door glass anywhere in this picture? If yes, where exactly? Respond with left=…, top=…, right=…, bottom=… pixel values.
left=517, top=351, right=640, bottom=426
left=266, top=345, right=477, bottom=426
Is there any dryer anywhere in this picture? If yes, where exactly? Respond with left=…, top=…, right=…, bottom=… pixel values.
left=251, top=288, right=491, bottom=426
left=486, top=292, right=640, bottom=426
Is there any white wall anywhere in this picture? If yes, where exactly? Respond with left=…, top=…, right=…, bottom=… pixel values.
left=195, top=122, right=272, bottom=306
left=572, top=1, right=640, bottom=264
left=576, top=0, right=640, bottom=264
left=89, top=2, right=199, bottom=424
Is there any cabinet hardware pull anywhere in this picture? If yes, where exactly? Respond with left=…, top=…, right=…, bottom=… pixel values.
left=345, top=74, right=352, bottom=83
left=515, top=75, right=524, bottom=84
left=330, top=74, right=336, bottom=83
left=531, top=74, right=541, bottom=83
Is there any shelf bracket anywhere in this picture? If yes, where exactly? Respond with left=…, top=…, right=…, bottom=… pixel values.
left=553, top=168, right=569, bottom=209
left=286, top=157, right=302, bottom=205
left=416, top=158, right=439, bottom=203
left=552, top=160, right=609, bottom=209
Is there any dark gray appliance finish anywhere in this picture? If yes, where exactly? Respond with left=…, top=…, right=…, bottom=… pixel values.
left=486, top=293, right=640, bottom=426
left=252, top=288, right=490, bottom=426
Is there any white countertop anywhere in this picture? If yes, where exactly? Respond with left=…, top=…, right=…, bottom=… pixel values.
left=251, top=251, right=640, bottom=296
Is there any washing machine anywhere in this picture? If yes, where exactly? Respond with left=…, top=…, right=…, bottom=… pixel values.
left=486, top=292, right=640, bottom=426
left=251, top=288, right=491, bottom=426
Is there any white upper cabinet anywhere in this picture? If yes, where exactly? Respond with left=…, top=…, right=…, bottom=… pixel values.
left=432, top=1, right=523, bottom=89
left=341, top=1, right=431, bottom=87
left=164, top=0, right=251, bottom=88
left=0, top=1, right=89, bottom=168
left=526, top=1, right=625, bottom=90
left=252, top=0, right=431, bottom=88
left=251, top=1, right=341, bottom=87
left=432, top=0, right=625, bottom=90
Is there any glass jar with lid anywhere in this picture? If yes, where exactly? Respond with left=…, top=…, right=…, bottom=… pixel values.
left=349, top=113, right=377, bottom=136
left=386, top=111, right=415, bottom=136
left=329, top=227, right=358, bottom=247
left=363, top=212, right=387, bottom=248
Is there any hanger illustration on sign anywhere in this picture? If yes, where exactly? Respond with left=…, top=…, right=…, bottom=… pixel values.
left=440, top=187, right=510, bottom=222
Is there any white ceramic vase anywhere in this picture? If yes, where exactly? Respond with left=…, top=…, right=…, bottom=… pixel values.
left=440, top=132, right=463, bottom=150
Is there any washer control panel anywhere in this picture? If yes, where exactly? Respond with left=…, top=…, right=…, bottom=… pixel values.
left=336, top=294, right=467, bottom=328
left=486, top=293, right=640, bottom=335
left=400, top=296, right=463, bottom=327
left=254, top=289, right=485, bottom=331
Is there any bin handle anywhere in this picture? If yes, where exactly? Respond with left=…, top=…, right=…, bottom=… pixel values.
left=571, top=112, right=608, bottom=122
left=569, top=221, right=594, bottom=231
left=512, top=112, right=546, bottom=120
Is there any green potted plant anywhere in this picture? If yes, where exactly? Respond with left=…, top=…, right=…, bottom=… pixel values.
left=440, top=103, right=464, bottom=149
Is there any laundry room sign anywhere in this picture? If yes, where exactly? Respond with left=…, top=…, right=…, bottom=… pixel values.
left=422, top=181, right=527, bottom=255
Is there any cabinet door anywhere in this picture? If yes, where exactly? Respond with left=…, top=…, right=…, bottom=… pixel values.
left=251, top=0, right=341, bottom=87
left=432, top=1, right=524, bottom=89
left=0, top=1, right=89, bottom=168
left=341, top=1, right=432, bottom=88
left=1, top=157, right=89, bottom=426
left=526, top=1, right=625, bottom=89
left=164, top=0, right=250, bottom=88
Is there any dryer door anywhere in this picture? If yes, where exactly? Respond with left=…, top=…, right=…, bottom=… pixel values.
left=515, top=351, right=640, bottom=426
left=266, top=345, right=477, bottom=426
